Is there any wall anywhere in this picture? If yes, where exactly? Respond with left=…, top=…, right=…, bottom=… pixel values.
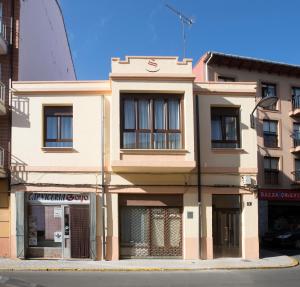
left=18, top=0, right=76, bottom=81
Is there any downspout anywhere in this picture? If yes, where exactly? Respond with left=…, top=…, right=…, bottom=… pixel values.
left=205, top=52, right=213, bottom=81
left=195, top=94, right=202, bottom=259
left=101, top=95, right=106, bottom=260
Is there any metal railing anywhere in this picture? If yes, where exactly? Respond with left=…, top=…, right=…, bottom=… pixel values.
left=0, top=146, right=4, bottom=168
left=0, top=82, right=5, bottom=104
left=292, top=95, right=300, bottom=110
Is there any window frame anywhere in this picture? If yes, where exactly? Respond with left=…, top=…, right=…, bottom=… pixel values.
left=292, top=87, right=300, bottom=110
left=263, top=120, right=278, bottom=148
left=261, top=82, right=277, bottom=110
left=210, top=107, right=241, bottom=148
left=120, top=94, right=184, bottom=150
left=43, top=106, right=73, bottom=148
left=264, top=156, right=279, bottom=185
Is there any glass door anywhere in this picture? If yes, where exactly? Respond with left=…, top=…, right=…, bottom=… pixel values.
left=62, top=206, right=71, bottom=259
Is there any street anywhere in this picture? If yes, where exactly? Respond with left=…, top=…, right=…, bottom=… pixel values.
left=0, top=251, right=299, bottom=287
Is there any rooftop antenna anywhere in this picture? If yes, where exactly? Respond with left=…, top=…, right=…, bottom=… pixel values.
left=165, top=3, right=195, bottom=59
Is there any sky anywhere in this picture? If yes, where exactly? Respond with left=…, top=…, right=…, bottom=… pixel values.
left=60, top=0, right=300, bottom=80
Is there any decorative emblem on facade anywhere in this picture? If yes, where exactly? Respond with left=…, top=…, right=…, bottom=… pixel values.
left=146, top=58, right=160, bottom=72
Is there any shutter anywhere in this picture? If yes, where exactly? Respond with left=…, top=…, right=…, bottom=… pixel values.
left=16, top=192, right=25, bottom=259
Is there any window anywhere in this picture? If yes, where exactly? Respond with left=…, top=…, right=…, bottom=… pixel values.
left=263, top=120, right=278, bottom=148
left=261, top=83, right=277, bottom=110
left=294, top=159, right=300, bottom=182
left=44, top=106, right=73, bottom=147
left=292, top=87, right=300, bottom=110
left=293, top=123, right=300, bottom=148
left=218, top=76, right=235, bottom=82
left=264, top=157, right=279, bottom=185
left=121, top=94, right=182, bottom=149
left=211, top=107, right=240, bottom=148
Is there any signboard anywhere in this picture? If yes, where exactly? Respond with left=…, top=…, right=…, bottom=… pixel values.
left=54, top=231, right=62, bottom=243
left=54, top=207, right=62, bottom=218
left=27, top=193, right=90, bottom=205
left=259, top=189, right=300, bottom=201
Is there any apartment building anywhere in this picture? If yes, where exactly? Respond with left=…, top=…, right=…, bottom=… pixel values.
left=194, top=52, right=300, bottom=237
left=11, top=56, right=259, bottom=260
left=0, top=0, right=75, bottom=258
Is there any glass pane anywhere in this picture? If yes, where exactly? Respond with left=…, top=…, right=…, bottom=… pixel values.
left=263, top=121, right=269, bottom=132
left=138, top=132, right=151, bottom=149
left=46, top=116, right=58, bottom=139
left=262, top=84, right=276, bottom=98
left=295, top=159, right=300, bottom=171
left=168, top=99, right=180, bottom=129
left=153, top=133, right=166, bottom=149
left=61, top=116, right=73, bottom=139
left=138, top=99, right=149, bottom=129
left=211, top=118, right=222, bottom=140
left=168, top=133, right=181, bottom=149
left=124, top=99, right=135, bottom=129
left=264, top=158, right=270, bottom=169
left=45, top=141, right=73, bottom=148
left=123, top=132, right=136, bottom=149
left=271, top=158, right=279, bottom=170
left=154, top=99, right=165, bottom=129
left=294, top=88, right=300, bottom=97
left=225, top=116, right=237, bottom=140
left=152, top=209, right=164, bottom=247
left=269, top=122, right=277, bottom=133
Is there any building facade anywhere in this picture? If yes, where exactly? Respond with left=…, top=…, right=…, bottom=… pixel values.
left=194, top=52, right=300, bottom=237
left=0, top=0, right=75, bottom=258
left=11, top=56, right=259, bottom=260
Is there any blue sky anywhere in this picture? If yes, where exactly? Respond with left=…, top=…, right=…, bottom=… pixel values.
left=60, top=0, right=300, bottom=80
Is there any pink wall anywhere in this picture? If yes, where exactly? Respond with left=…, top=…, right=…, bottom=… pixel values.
left=18, top=0, right=76, bottom=81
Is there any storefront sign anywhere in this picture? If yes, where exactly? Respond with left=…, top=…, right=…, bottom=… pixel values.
left=27, top=193, right=90, bottom=204
left=259, top=189, right=300, bottom=201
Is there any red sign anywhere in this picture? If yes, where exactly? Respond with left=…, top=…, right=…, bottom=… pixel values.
left=259, top=189, right=300, bottom=201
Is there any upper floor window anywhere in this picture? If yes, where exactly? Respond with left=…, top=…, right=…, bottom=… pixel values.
left=44, top=106, right=73, bottom=147
left=217, top=75, right=235, bottom=82
left=293, top=123, right=300, bottom=148
left=263, top=120, right=278, bottom=148
left=292, top=87, right=300, bottom=110
left=264, top=157, right=279, bottom=185
left=261, top=83, right=277, bottom=110
left=121, top=94, right=182, bottom=149
left=294, top=159, right=300, bottom=182
left=211, top=107, right=240, bottom=148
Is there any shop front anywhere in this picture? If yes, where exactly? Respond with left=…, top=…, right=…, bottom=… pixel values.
left=20, top=192, right=95, bottom=259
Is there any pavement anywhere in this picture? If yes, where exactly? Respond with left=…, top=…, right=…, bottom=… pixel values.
left=0, top=249, right=297, bottom=272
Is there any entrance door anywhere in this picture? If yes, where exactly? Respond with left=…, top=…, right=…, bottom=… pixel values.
left=212, top=195, right=241, bottom=258
left=120, top=207, right=182, bottom=258
left=70, top=205, right=90, bottom=258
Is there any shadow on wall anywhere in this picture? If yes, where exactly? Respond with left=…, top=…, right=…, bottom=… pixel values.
left=11, top=154, right=28, bottom=184
left=11, top=96, right=30, bottom=128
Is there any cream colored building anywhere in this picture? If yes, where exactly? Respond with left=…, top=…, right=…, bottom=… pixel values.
left=10, top=56, right=259, bottom=260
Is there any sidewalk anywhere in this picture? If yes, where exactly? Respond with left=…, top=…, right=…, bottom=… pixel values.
left=0, top=250, right=298, bottom=272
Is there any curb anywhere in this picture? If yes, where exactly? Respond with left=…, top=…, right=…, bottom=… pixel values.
left=0, top=256, right=298, bottom=272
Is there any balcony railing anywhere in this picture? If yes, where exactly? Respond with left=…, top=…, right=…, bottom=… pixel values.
left=0, top=146, right=4, bottom=168
left=292, top=95, right=300, bottom=110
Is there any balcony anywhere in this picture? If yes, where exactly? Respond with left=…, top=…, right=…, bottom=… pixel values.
left=0, top=19, right=9, bottom=54
left=289, top=95, right=300, bottom=117
left=0, top=82, right=6, bottom=115
left=290, top=132, right=300, bottom=153
left=0, top=146, right=5, bottom=178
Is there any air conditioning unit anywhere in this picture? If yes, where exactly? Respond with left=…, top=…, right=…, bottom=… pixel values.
left=242, top=175, right=252, bottom=186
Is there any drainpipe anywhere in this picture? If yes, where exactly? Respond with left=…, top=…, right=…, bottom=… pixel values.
left=205, top=52, right=213, bottom=81
left=101, top=95, right=106, bottom=260
left=195, top=94, right=202, bottom=259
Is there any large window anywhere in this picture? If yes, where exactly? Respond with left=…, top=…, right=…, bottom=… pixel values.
left=121, top=94, right=182, bottom=149
left=264, top=157, right=279, bottom=185
left=44, top=106, right=73, bottom=147
left=261, top=83, right=277, bottom=110
left=292, top=87, right=300, bottom=110
left=263, top=120, right=278, bottom=148
left=211, top=107, right=240, bottom=148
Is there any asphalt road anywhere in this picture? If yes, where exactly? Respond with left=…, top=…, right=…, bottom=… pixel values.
left=1, top=251, right=299, bottom=287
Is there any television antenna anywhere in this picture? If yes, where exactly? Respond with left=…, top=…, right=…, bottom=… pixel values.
left=165, top=3, right=195, bottom=59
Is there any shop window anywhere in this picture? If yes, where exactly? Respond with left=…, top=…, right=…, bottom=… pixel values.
left=261, top=83, right=277, bottom=110
left=28, top=205, right=62, bottom=248
left=44, top=106, right=73, bottom=147
left=263, top=120, right=278, bottom=148
left=264, top=157, right=279, bottom=185
left=121, top=94, right=182, bottom=149
left=211, top=107, right=240, bottom=148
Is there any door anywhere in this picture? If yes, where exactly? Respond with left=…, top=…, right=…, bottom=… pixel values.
left=62, top=206, right=71, bottom=258
left=70, top=205, right=90, bottom=258
left=213, top=209, right=240, bottom=258
left=120, top=207, right=182, bottom=258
